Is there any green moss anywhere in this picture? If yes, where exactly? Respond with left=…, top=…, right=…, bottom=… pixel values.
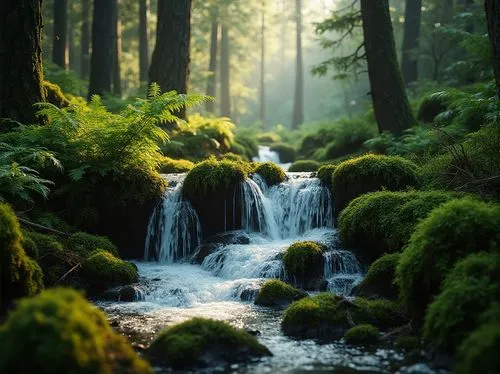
left=0, top=288, right=152, bottom=373
left=182, top=158, right=248, bottom=200
left=255, top=279, right=307, bottom=307
left=417, top=91, right=451, bottom=123
left=25, top=231, right=64, bottom=254
left=270, top=143, right=297, bottom=163
left=221, top=152, right=247, bottom=162
left=283, top=241, right=324, bottom=284
left=317, top=164, right=337, bottom=186
left=257, top=132, right=281, bottom=144
left=147, top=318, right=271, bottom=369
left=159, top=157, right=194, bottom=173
left=456, top=322, right=500, bottom=374
left=43, top=80, right=70, bottom=108
left=83, top=250, right=138, bottom=290
left=230, top=142, right=249, bottom=158
left=66, top=232, right=118, bottom=258
left=234, top=134, right=259, bottom=160
left=395, top=335, right=421, bottom=351
left=333, top=154, right=419, bottom=214
left=356, top=253, right=400, bottom=299
left=344, top=324, right=379, bottom=345
left=21, top=231, right=39, bottom=259
left=396, top=199, right=500, bottom=318
left=253, top=162, right=286, bottom=186
left=288, top=160, right=321, bottom=172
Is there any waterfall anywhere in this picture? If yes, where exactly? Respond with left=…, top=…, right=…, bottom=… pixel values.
left=324, top=250, right=363, bottom=295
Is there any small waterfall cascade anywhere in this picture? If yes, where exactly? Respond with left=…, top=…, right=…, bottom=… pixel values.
left=253, top=145, right=281, bottom=164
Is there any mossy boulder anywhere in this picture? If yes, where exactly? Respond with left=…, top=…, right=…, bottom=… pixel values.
left=344, top=324, right=379, bottom=345
left=355, top=253, right=400, bottom=300
left=159, top=157, right=194, bottom=174
left=417, top=91, right=451, bottom=123
left=255, top=279, right=307, bottom=308
left=333, top=154, right=419, bottom=215
left=253, top=162, right=286, bottom=186
left=288, top=160, right=321, bottom=172
left=43, top=80, right=70, bottom=108
left=66, top=232, right=118, bottom=258
left=24, top=231, right=64, bottom=254
left=283, top=241, right=325, bottom=289
left=20, top=231, right=39, bottom=258
left=256, top=132, right=281, bottom=144
left=317, top=164, right=337, bottom=186
left=339, top=190, right=456, bottom=261
left=147, top=318, right=271, bottom=369
left=456, top=322, right=500, bottom=374
left=270, top=143, right=297, bottom=163
left=82, top=250, right=138, bottom=291
left=0, top=204, right=44, bottom=312
left=0, top=288, right=152, bottom=373
left=396, top=199, right=500, bottom=318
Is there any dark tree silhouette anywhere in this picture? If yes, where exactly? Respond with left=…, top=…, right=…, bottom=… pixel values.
left=206, top=20, right=218, bottom=113
left=291, top=0, right=304, bottom=130
left=260, top=2, right=266, bottom=127
left=139, top=0, right=150, bottom=82
left=52, top=0, right=68, bottom=69
left=485, top=0, right=500, bottom=97
left=220, top=24, right=231, bottom=117
left=80, top=0, right=91, bottom=79
left=112, top=0, right=122, bottom=97
left=401, top=0, right=422, bottom=85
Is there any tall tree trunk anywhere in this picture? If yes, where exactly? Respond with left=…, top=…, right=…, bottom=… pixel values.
left=53, top=0, right=68, bottom=69
left=361, top=0, right=417, bottom=134
left=88, top=0, right=116, bottom=99
left=291, top=0, right=304, bottom=130
left=485, top=0, right=500, bottom=97
left=149, top=0, right=192, bottom=119
left=80, top=0, right=91, bottom=79
left=205, top=20, right=218, bottom=113
left=112, top=0, right=122, bottom=97
left=139, top=0, right=149, bottom=83
left=260, top=3, right=266, bottom=127
left=220, top=24, right=231, bottom=118
left=0, top=0, right=45, bottom=126
left=401, top=0, right=422, bottom=85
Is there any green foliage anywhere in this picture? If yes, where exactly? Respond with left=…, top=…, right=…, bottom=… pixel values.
left=234, top=133, right=259, bottom=160
left=83, top=250, right=138, bottom=290
left=270, top=143, right=297, bottom=163
left=229, top=142, right=250, bottom=160
left=316, top=164, right=337, bottom=186
left=255, top=279, right=307, bottom=308
left=147, top=318, right=270, bottom=369
left=344, top=324, right=379, bottom=346
left=396, top=199, right=500, bottom=318
left=220, top=152, right=246, bottom=162
left=159, top=157, right=195, bottom=174
left=66, top=232, right=118, bottom=258
left=0, top=288, right=152, bottom=374
left=417, top=91, right=454, bottom=123
left=256, top=132, right=281, bottom=144
left=25, top=231, right=64, bottom=255
left=253, top=162, right=286, bottom=186
left=283, top=241, right=324, bottom=282
left=43, top=61, right=87, bottom=97
left=323, top=118, right=377, bottom=160
left=356, top=253, right=400, bottom=299
left=188, top=114, right=235, bottom=152
left=298, top=128, right=335, bottom=159
left=43, top=81, right=70, bottom=108
left=288, top=160, right=321, bottom=172
left=456, top=322, right=500, bottom=374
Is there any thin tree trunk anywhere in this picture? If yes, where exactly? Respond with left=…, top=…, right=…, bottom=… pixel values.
left=485, top=0, right=500, bottom=97
left=80, top=0, right=91, bottom=79
left=53, top=0, right=68, bottom=69
left=88, top=0, right=116, bottom=99
left=112, top=0, right=122, bottom=97
left=401, top=0, right=422, bottom=85
left=149, top=0, right=192, bottom=118
left=260, top=3, right=266, bottom=127
left=139, top=0, right=149, bottom=83
left=0, top=0, right=45, bottom=126
left=206, top=20, right=218, bottom=113
left=220, top=24, right=231, bottom=117
left=291, top=0, right=304, bottom=130
left=361, top=0, right=417, bottom=134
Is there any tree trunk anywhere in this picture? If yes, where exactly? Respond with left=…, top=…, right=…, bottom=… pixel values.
left=361, top=0, right=417, bottom=134
left=485, top=0, right=500, bottom=97
left=139, top=0, right=149, bottom=83
left=291, top=0, right=304, bottom=130
left=401, top=0, right=422, bottom=85
left=112, top=0, right=122, bottom=97
left=260, top=4, right=266, bottom=127
left=206, top=21, right=218, bottom=113
left=80, top=0, right=91, bottom=79
left=52, top=0, right=68, bottom=69
left=220, top=24, right=231, bottom=117
left=149, top=0, right=192, bottom=119
left=88, top=0, right=116, bottom=99
left=0, top=0, right=45, bottom=126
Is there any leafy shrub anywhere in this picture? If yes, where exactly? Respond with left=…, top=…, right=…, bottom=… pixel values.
left=355, top=253, right=400, bottom=299
left=159, top=157, right=194, bottom=174
left=0, top=288, right=151, bottom=373
left=43, top=61, right=87, bottom=96
left=25, top=231, right=64, bottom=254
left=288, top=160, right=321, bottom=172
left=83, top=250, right=138, bottom=291
left=229, top=142, right=250, bottom=160
left=344, top=324, right=379, bottom=345
left=298, top=128, right=335, bottom=159
left=188, top=114, right=235, bottom=153
left=234, top=133, right=259, bottom=160
left=270, top=143, right=297, bottom=163
left=253, top=162, right=286, bottom=186
left=316, top=164, right=337, bottom=186
left=43, top=81, right=70, bottom=108
left=255, top=279, right=307, bottom=308
left=323, top=118, right=377, bottom=160
left=283, top=241, right=324, bottom=287
left=456, top=322, right=500, bottom=374
left=147, top=318, right=270, bottom=369
left=66, top=232, right=118, bottom=258
left=256, top=132, right=281, bottom=144
left=417, top=91, right=454, bottom=123
left=396, top=199, right=500, bottom=318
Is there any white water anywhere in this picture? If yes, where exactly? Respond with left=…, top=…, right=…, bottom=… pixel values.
left=253, top=145, right=292, bottom=171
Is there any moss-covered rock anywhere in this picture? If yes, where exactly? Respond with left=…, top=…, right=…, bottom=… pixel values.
left=255, top=279, right=307, bottom=308
left=339, top=190, right=456, bottom=261
left=159, top=157, right=194, bottom=174
left=317, top=164, right=337, bottom=186
left=221, top=152, right=247, bottom=162
left=417, top=91, right=452, bottom=123
left=43, top=80, right=70, bottom=108
left=355, top=253, right=400, bottom=300
left=283, top=241, right=325, bottom=289
left=83, top=250, right=138, bottom=291
left=24, top=231, right=64, bottom=254
left=253, top=162, right=286, bottom=186
left=333, top=154, right=419, bottom=215
left=20, top=230, right=39, bottom=259
left=270, top=143, right=297, bottom=163
left=0, top=204, right=44, bottom=312
left=344, top=324, right=379, bottom=345
left=147, top=318, right=271, bottom=369
left=0, top=288, right=152, bottom=373
left=456, top=322, right=500, bottom=374
left=257, top=132, right=281, bottom=144
left=396, top=199, right=500, bottom=318
left=288, top=160, right=321, bottom=172
left=66, top=232, right=118, bottom=258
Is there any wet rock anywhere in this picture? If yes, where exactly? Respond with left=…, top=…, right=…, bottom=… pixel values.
left=100, top=284, right=146, bottom=302
left=192, top=231, right=251, bottom=264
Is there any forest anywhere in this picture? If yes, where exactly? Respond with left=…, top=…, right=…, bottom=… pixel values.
left=0, top=0, right=499, bottom=373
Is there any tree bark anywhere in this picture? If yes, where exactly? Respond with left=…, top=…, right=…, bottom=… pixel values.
left=361, top=0, right=417, bottom=134
left=80, top=0, right=91, bottom=79
left=139, top=0, right=149, bottom=82
left=292, top=0, right=304, bottom=130
left=52, top=0, right=68, bottom=69
left=220, top=24, right=231, bottom=117
left=260, top=3, right=266, bottom=127
left=206, top=21, right=218, bottom=113
left=0, top=0, right=45, bottom=126
left=112, top=0, right=122, bottom=97
left=149, top=0, right=192, bottom=119
left=88, top=0, right=116, bottom=99
left=401, top=0, right=422, bottom=85
left=485, top=0, right=500, bottom=97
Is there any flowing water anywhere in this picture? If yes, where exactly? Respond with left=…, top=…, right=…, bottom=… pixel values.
left=253, top=145, right=292, bottom=171
left=100, top=173, right=433, bottom=373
